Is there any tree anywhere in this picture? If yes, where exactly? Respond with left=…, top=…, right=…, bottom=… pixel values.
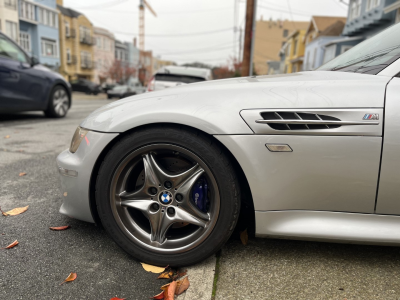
left=106, top=60, right=136, bottom=84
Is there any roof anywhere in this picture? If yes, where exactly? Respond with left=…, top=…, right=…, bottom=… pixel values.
left=305, top=16, right=347, bottom=37
left=93, top=26, right=115, bottom=39
left=57, top=5, right=82, bottom=18
left=155, top=66, right=211, bottom=78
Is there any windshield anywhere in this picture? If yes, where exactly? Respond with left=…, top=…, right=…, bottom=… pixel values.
left=318, top=22, right=400, bottom=75
left=155, top=73, right=205, bottom=84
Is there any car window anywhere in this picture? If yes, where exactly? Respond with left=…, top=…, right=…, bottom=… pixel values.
left=318, top=22, right=400, bottom=75
left=0, top=35, right=28, bottom=63
left=155, top=74, right=206, bottom=84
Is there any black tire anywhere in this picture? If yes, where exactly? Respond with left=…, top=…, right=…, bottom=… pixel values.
left=95, top=126, right=240, bottom=266
left=44, top=85, right=69, bottom=118
left=107, top=95, right=112, bottom=99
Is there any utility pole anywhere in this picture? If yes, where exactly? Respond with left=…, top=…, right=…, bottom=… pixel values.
left=241, top=0, right=257, bottom=76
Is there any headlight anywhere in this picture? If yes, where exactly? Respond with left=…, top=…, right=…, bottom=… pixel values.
left=69, top=127, right=89, bottom=153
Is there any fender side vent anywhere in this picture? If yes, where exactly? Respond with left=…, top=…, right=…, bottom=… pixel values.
left=260, top=112, right=342, bottom=130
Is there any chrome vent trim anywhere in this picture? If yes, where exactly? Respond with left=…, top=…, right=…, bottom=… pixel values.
left=256, top=112, right=379, bottom=130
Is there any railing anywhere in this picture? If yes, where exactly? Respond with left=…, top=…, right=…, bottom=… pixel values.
left=80, top=35, right=95, bottom=45
left=81, top=60, right=95, bottom=69
left=66, top=28, right=76, bottom=38
left=67, top=55, right=77, bottom=65
left=5, top=0, right=17, bottom=10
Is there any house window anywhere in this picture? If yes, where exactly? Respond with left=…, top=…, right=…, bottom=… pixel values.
left=350, top=0, right=362, bottom=20
left=366, top=0, right=380, bottom=11
left=293, top=39, right=298, bottom=56
left=283, top=29, right=288, bottom=37
left=80, top=51, right=92, bottom=68
left=80, top=26, right=91, bottom=42
left=41, top=38, right=58, bottom=57
left=104, top=39, right=109, bottom=51
left=19, top=32, right=31, bottom=52
left=20, top=1, right=35, bottom=21
left=312, top=48, right=317, bottom=69
left=286, top=44, right=291, bottom=57
left=323, top=45, right=337, bottom=64
left=65, top=21, right=70, bottom=36
left=96, top=37, right=102, bottom=49
left=5, top=21, right=18, bottom=41
left=4, top=0, right=17, bottom=10
left=66, top=48, right=71, bottom=63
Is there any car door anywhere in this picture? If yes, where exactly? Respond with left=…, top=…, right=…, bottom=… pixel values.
left=0, top=34, right=48, bottom=111
left=376, top=76, right=400, bottom=214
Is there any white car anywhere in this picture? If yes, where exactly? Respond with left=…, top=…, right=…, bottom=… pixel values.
left=57, top=23, right=400, bottom=267
left=147, top=66, right=213, bottom=92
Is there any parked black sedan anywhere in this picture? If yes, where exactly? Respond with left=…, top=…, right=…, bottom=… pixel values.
left=0, top=32, right=71, bottom=118
left=70, top=79, right=101, bottom=95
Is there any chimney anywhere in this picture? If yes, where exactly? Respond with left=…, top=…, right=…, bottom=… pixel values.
left=133, top=37, right=137, bottom=47
left=56, top=0, right=63, bottom=6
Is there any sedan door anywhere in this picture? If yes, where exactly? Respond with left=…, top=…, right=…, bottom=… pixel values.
left=0, top=34, right=47, bottom=111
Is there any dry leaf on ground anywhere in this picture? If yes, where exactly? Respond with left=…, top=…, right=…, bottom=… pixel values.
left=110, top=297, right=126, bottom=300
left=49, top=225, right=71, bottom=231
left=175, top=277, right=190, bottom=295
left=1, top=240, right=19, bottom=249
left=1, top=205, right=29, bottom=216
left=240, top=228, right=248, bottom=245
left=60, top=272, right=77, bottom=285
left=19, top=172, right=27, bottom=177
left=151, top=291, right=165, bottom=299
left=165, top=281, right=177, bottom=300
left=141, top=263, right=166, bottom=273
left=4, top=135, right=10, bottom=139
left=158, top=269, right=174, bottom=279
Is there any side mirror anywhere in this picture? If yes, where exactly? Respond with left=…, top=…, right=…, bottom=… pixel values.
left=30, top=56, right=40, bottom=67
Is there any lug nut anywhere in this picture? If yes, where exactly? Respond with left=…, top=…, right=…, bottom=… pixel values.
left=148, top=187, right=158, bottom=195
left=175, top=194, right=183, bottom=201
left=167, top=207, right=175, bottom=215
left=152, top=203, right=160, bottom=211
left=164, top=181, right=172, bottom=189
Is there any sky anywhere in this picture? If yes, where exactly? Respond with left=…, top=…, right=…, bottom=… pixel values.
left=63, top=0, right=348, bottom=66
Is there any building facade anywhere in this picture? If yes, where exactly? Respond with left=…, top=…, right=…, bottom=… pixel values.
left=18, top=0, right=60, bottom=70
left=0, top=0, right=19, bottom=42
left=303, top=16, right=347, bottom=71
left=93, top=26, right=114, bottom=84
left=254, top=19, right=308, bottom=75
left=282, top=29, right=307, bottom=73
left=57, top=0, right=95, bottom=81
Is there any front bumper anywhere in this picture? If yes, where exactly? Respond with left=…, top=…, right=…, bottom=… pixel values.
left=56, top=131, right=119, bottom=223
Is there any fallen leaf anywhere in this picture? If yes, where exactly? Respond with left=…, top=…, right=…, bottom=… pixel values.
left=60, top=272, right=77, bottom=285
left=165, top=281, right=177, bottom=300
left=158, top=270, right=174, bottom=279
left=175, top=276, right=190, bottom=295
left=160, top=283, right=171, bottom=292
left=4, top=135, right=10, bottom=139
left=19, top=172, right=27, bottom=177
left=151, top=291, right=164, bottom=299
left=240, top=228, right=248, bottom=246
left=63, top=192, right=68, bottom=197
left=49, top=225, right=71, bottom=231
left=1, top=205, right=29, bottom=216
left=110, top=297, right=126, bottom=300
left=1, top=240, right=19, bottom=249
left=141, top=263, right=166, bottom=273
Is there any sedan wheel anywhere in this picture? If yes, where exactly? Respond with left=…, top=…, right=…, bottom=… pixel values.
left=96, top=126, right=240, bottom=266
left=44, top=86, right=69, bottom=118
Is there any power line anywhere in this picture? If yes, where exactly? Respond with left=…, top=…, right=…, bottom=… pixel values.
left=72, top=0, right=128, bottom=10
left=258, top=4, right=312, bottom=17
left=113, top=27, right=235, bottom=38
left=82, top=6, right=234, bottom=15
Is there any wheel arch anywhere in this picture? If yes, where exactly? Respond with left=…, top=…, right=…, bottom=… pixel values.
left=88, top=123, right=255, bottom=234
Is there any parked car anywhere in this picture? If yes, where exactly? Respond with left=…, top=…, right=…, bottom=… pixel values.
left=0, top=32, right=71, bottom=118
left=147, top=66, right=213, bottom=92
left=107, top=83, right=146, bottom=99
left=58, top=23, right=400, bottom=267
left=101, top=83, right=116, bottom=93
left=70, top=79, right=101, bottom=95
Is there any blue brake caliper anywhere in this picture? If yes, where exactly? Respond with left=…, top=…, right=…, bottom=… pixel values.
left=192, top=178, right=208, bottom=212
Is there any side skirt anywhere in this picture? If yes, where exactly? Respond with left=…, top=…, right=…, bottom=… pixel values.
left=256, top=210, right=400, bottom=245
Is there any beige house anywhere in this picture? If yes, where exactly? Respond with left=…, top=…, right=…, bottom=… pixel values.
left=0, top=0, right=19, bottom=42
left=254, top=19, right=308, bottom=75
left=93, top=26, right=115, bottom=84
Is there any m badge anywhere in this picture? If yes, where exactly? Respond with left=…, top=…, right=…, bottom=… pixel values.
left=363, top=114, right=379, bottom=120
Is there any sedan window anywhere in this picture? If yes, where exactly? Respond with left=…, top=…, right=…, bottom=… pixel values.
left=0, top=35, right=28, bottom=63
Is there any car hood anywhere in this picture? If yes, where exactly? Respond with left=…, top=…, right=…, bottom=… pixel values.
left=81, top=71, right=390, bottom=134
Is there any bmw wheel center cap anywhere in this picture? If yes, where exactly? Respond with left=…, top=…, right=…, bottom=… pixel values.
left=159, top=191, right=173, bottom=205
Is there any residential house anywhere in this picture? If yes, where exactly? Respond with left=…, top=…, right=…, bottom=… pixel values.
left=0, top=0, right=19, bottom=42
left=303, top=16, right=347, bottom=71
left=139, top=50, right=153, bottom=85
left=93, top=26, right=114, bottom=84
left=282, top=29, right=307, bottom=73
left=254, top=18, right=308, bottom=75
left=18, top=0, right=60, bottom=70
left=383, top=0, right=400, bottom=23
left=57, top=0, right=95, bottom=81
left=323, top=0, right=399, bottom=63
left=115, top=39, right=128, bottom=66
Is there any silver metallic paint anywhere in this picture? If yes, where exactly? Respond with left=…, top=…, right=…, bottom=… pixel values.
left=241, top=109, right=383, bottom=136
left=255, top=210, right=400, bottom=245
left=215, top=135, right=382, bottom=213
left=377, top=77, right=400, bottom=214
left=57, top=131, right=119, bottom=223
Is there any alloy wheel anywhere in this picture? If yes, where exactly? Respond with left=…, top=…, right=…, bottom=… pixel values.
left=53, top=88, right=69, bottom=117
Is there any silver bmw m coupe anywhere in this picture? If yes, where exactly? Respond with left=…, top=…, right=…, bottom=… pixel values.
left=57, top=23, right=400, bottom=266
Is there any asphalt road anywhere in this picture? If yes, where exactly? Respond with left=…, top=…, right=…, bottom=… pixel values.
left=0, top=99, right=167, bottom=300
